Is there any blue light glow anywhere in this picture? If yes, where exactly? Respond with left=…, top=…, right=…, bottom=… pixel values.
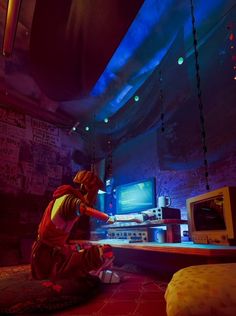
left=92, top=0, right=173, bottom=97
left=184, top=0, right=225, bottom=42
left=89, top=0, right=227, bottom=122
left=116, top=178, right=156, bottom=214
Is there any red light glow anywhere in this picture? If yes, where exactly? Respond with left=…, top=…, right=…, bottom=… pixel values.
left=229, top=33, right=235, bottom=41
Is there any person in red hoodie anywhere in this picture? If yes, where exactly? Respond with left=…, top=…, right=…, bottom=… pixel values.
left=31, top=170, right=118, bottom=285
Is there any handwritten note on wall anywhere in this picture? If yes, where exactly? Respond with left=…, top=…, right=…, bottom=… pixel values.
left=0, top=106, right=73, bottom=195
left=31, top=118, right=61, bottom=147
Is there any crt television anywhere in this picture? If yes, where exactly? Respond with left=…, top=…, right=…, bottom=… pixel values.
left=116, top=177, right=156, bottom=214
left=187, top=186, right=236, bottom=245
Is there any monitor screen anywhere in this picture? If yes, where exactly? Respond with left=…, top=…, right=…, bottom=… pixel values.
left=116, top=177, right=156, bottom=214
left=187, top=186, right=236, bottom=245
left=193, top=195, right=226, bottom=231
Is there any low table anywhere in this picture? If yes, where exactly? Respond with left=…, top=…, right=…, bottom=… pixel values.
left=70, top=240, right=236, bottom=278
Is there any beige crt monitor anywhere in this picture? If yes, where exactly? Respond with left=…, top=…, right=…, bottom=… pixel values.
left=187, top=186, right=236, bottom=245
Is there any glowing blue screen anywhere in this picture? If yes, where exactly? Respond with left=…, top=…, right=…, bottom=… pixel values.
left=116, top=178, right=156, bottom=214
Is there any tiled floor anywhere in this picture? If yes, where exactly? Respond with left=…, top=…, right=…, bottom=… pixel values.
left=0, top=264, right=168, bottom=315
left=53, top=268, right=168, bottom=316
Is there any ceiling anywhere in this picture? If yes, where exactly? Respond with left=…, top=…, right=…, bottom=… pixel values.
left=0, top=0, right=236, bottom=159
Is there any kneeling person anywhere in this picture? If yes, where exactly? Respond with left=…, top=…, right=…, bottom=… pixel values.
left=31, top=170, right=119, bottom=284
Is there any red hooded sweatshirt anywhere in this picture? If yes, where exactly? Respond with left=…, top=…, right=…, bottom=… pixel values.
left=37, top=185, right=86, bottom=247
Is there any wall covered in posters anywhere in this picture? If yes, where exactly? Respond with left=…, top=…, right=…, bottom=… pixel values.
left=0, top=106, right=84, bottom=266
left=0, top=106, right=79, bottom=195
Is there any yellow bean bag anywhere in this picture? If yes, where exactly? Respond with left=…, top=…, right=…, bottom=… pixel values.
left=165, top=263, right=236, bottom=316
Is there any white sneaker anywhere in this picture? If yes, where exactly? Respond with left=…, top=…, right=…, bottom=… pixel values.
left=98, top=269, right=120, bottom=284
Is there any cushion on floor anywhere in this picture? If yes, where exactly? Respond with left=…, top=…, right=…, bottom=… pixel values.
left=0, top=264, right=101, bottom=314
left=165, top=263, right=236, bottom=316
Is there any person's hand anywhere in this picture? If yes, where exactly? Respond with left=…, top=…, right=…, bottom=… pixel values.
left=106, top=216, right=116, bottom=224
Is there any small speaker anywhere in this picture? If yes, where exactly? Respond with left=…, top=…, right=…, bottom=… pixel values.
left=157, top=207, right=181, bottom=219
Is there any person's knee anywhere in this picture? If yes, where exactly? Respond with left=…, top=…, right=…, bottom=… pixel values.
left=100, top=244, right=114, bottom=260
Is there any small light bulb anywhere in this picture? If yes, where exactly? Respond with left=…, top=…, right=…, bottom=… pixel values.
left=72, top=126, right=76, bottom=131
left=178, top=57, right=184, bottom=65
left=229, top=33, right=235, bottom=41
left=104, top=118, right=109, bottom=123
left=134, top=95, right=139, bottom=102
left=85, top=126, right=90, bottom=131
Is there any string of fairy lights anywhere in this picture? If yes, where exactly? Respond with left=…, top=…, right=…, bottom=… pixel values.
left=227, top=22, right=236, bottom=80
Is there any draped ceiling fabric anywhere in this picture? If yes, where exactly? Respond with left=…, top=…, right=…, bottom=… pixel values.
left=27, top=0, right=236, bottom=161
left=85, top=0, right=236, bottom=160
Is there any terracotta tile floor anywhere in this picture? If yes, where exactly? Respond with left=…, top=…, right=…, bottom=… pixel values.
left=53, top=268, right=168, bottom=316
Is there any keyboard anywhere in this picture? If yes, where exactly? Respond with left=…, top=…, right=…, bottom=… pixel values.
left=97, top=239, right=130, bottom=244
left=114, top=214, right=144, bottom=223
